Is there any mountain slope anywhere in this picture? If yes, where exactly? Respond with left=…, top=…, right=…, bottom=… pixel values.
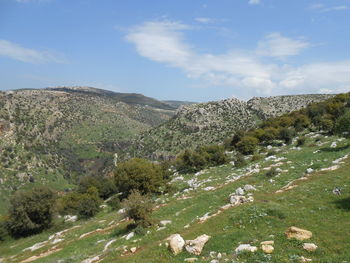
left=0, top=87, right=176, bottom=214
left=1, top=133, right=349, bottom=263
left=129, top=94, right=334, bottom=159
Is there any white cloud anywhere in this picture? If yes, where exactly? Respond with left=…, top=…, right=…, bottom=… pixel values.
left=195, top=17, right=215, bottom=24
left=0, top=39, right=65, bottom=64
left=256, top=33, right=310, bottom=59
left=125, top=20, right=350, bottom=96
left=249, top=0, right=261, bottom=5
left=309, top=3, right=348, bottom=12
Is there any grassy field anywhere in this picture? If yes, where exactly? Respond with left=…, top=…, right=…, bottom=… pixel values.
left=1, top=133, right=350, bottom=263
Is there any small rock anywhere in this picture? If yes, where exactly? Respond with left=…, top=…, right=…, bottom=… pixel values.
left=209, top=251, right=217, bottom=258
left=217, top=252, right=222, bottom=259
left=125, top=232, right=135, bottom=240
left=64, top=215, right=77, bottom=223
left=235, top=244, right=257, bottom=254
left=167, top=234, right=185, bottom=255
left=184, top=258, right=198, bottom=263
left=285, top=226, right=312, bottom=240
left=299, top=256, right=312, bottom=262
left=210, top=260, right=219, bottom=263
left=130, top=247, right=137, bottom=253
left=81, top=256, right=100, bottom=263
left=330, top=142, right=337, bottom=148
left=303, top=243, right=318, bottom=252
left=261, top=244, right=274, bottom=254
left=260, top=240, right=274, bottom=245
left=185, top=234, right=211, bottom=255
left=243, top=184, right=257, bottom=191
left=235, top=187, right=245, bottom=195
left=160, top=220, right=172, bottom=227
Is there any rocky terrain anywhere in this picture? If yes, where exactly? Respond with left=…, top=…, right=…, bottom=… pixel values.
left=1, top=131, right=349, bottom=262
left=129, top=94, right=334, bottom=159
left=0, top=87, right=176, bottom=214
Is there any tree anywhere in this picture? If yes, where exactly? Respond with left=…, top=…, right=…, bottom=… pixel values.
left=335, top=110, right=350, bottom=138
left=78, top=176, right=117, bottom=200
left=6, top=186, right=56, bottom=238
left=122, top=190, right=153, bottom=227
left=114, top=158, right=167, bottom=198
left=236, top=136, right=259, bottom=155
left=279, top=128, right=295, bottom=144
left=76, top=187, right=101, bottom=219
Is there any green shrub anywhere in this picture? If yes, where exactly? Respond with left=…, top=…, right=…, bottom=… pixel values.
left=236, top=136, right=259, bottom=155
left=0, top=217, right=8, bottom=241
left=234, top=153, right=247, bottom=168
left=335, top=110, right=350, bottom=138
left=6, top=186, right=56, bottom=238
left=77, top=187, right=102, bottom=219
left=107, top=195, right=121, bottom=211
left=296, top=136, right=306, bottom=146
left=57, top=191, right=82, bottom=215
left=122, top=190, right=153, bottom=228
left=265, top=168, right=278, bottom=178
left=78, top=176, right=117, bottom=200
left=114, top=158, right=167, bottom=198
left=279, top=127, right=295, bottom=144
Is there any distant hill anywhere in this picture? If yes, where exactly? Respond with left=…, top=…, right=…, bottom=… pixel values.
left=0, top=87, right=176, bottom=214
left=128, top=94, right=334, bottom=159
left=163, top=100, right=197, bottom=109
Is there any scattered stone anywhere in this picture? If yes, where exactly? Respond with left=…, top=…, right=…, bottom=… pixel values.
left=203, top=186, right=215, bottom=191
left=217, top=252, right=222, bottom=259
left=210, top=260, right=219, bottom=263
left=130, top=247, right=137, bottom=253
left=244, top=184, right=257, bottom=191
left=185, top=234, right=211, bottom=255
left=51, top=238, right=64, bottom=245
left=299, top=256, right=312, bottom=262
left=125, top=232, right=135, bottom=240
left=303, top=243, right=318, bottom=252
left=229, top=195, right=253, bottom=205
left=209, top=251, right=217, bottom=258
left=306, top=168, right=314, bottom=174
left=64, top=215, right=77, bottom=223
left=235, top=244, right=257, bottom=254
left=23, top=241, right=47, bottom=252
left=103, top=239, right=117, bottom=252
left=235, top=187, right=245, bottom=195
left=184, top=258, right=198, bottom=262
left=285, top=227, right=312, bottom=240
left=167, top=234, right=185, bottom=255
left=81, top=256, right=100, bottom=263
left=261, top=244, right=274, bottom=254
left=330, top=142, right=337, bottom=148
left=160, top=220, right=172, bottom=227
left=332, top=187, right=341, bottom=195
left=260, top=240, right=274, bottom=245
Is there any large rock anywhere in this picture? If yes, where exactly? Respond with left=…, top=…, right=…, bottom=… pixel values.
left=185, top=234, right=211, bottom=255
left=167, top=234, right=185, bottom=255
left=285, top=227, right=312, bottom=240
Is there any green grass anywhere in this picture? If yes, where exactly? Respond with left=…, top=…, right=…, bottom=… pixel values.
left=1, top=134, right=350, bottom=262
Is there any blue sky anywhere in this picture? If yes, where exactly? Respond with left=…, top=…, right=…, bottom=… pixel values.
left=0, top=0, right=350, bottom=101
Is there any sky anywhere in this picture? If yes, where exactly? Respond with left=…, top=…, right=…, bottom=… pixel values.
left=0, top=0, right=350, bottom=102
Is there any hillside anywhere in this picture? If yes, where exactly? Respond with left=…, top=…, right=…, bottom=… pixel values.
left=128, top=94, right=334, bottom=159
left=1, top=132, right=349, bottom=262
left=0, top=87, right=176, bottom=214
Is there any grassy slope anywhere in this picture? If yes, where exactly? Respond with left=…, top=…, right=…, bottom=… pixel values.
left=1, top=134, right=350, bottom=263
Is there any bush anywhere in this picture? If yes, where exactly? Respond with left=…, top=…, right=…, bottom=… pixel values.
left=234, top=153, right=247, bottom=168
left=335, top=110, right=350, bottom=138
left=78, top=176, right=117, bottom=200
left=107, top=195, right=121, bottom=211
left=296, top=136, right=306, bottom=146
left=279, top=128, right=295, bottom=144
left=77, top=187, right=102, bottom=219
left=236, top=136, right=259, bottom=155
left=122, top=190, right=153, bottom=228
left=265, top=168, right=278, bottom=178
left=6, top=186, right=56, bottom=238
left=0, top=217, right=8, bottom=241
left=114, top=158, right=167, bottom=198
left=57, top=191, right=82, bottom=215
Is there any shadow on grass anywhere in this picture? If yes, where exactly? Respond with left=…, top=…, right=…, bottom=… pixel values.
left=320, top=143, right=350, bottom=152
left=334, top=196, right=350, bottom=211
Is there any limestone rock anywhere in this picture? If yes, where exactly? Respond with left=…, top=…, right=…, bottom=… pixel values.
left=260, top=240, right=274, bottom=245
left=235, top=244, right=257, bottom=254
left=130, top=247, right=137, bottom=253
left=160, top=220, right=172, bottom=227
left=64, top=215, right=77, bottom=223
left=125, top=232, right=135, bottom=240
left=229, top=195, right=253, bottom=205
left=299, top=256, right=312, bottom=262
left=167, top=234, right=185, bottom=255
left=185, top=234, right=211, bottom=255
left=235, top=187, right=245, bottom=195
left=81, top=256, right=100, bottom=263
left=244, top=184, right=257, bottom=191
left=303, top=243, right=318, bottom=252
left=285, top=226, right=312, bottom=240
left=261, top=244, right=274, bottom=254
left=184, top=258, right=198, bottom=262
